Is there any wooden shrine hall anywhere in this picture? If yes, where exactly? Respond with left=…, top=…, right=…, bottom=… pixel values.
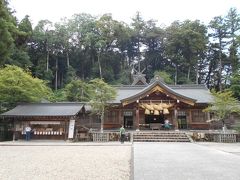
left=104, top=74, right=213, bottom=130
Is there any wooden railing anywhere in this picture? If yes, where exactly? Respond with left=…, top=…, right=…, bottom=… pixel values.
left=90, top=132, right=131, bottom=142
left=193, top=132, right=238, bottom=143
left=92, top=133, right=109, bottom=142
left=213, top=133, right=236, bottom=143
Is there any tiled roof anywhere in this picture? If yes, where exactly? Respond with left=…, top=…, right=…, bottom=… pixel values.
left=113, top=83, right=212, bottom=104
left=1, top=103, right=84, bottom=117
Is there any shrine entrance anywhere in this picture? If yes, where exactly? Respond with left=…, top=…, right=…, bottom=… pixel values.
left=145, top=114, right=164, bottom=124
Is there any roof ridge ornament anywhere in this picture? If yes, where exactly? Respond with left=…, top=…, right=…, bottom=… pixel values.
left=131, top=72, right=148, bottom=86
left=150, top=75, right=165, bottom=84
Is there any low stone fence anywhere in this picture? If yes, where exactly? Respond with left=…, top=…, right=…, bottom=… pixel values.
left=82, top=132, right=132, bottom=142
left=212, top=134, right=236, bottom=143
left=190, top=131, right=239, bottom=143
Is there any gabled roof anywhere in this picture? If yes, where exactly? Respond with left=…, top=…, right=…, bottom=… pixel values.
left=113, top=83, right=212, bottom=105
left=120, top=80, right=197, bottom=106
left=1, top=103, right=84, bottom=117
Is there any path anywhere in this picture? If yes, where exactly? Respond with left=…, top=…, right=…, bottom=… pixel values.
left=133, top=142, right=240, bottom=180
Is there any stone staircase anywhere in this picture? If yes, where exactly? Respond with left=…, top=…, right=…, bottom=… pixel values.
left=133, top=131, right=191, bottom=142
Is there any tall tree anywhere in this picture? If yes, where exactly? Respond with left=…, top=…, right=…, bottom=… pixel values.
left=209, top=16, right=228, bottom=91
left=130, top=12, right=146, bottom=70
left=88, top=78, right=116, bottom=132
left=144, top=20, right=166, bottom=79
left=225, top=8, right=240, bottom=74
left=29, top=20, right=54, bottom=86
left=0, top=0, right=18, bottom=65
left=0, top=65, right=52, bottom=112
left=7, top=15, right=33, bottom=69
left=165, top=20, right=208, bottom=84
left=64, top=79, right=90, bottom=102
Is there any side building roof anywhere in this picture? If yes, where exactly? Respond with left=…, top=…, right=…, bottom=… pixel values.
left=1, top=103, right=85, bottom=117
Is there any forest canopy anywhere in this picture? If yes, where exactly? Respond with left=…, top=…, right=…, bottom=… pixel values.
left=1, top=0, right=240, bottom=100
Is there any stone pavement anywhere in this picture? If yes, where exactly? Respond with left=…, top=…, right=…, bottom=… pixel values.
left=0, top=140, right=132, bottom=146
left=0, top=141, right=132, bottom=180
left=133, top=142, right=240, bottom=180
left=2, top=140, right=240, bottom=180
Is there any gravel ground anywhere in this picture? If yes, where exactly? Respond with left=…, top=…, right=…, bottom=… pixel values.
left=0, top=145, right=131, bottom=180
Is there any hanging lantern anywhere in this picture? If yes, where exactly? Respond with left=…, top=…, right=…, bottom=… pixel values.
left=154, top=110, right=160, bottom=115
left=163, top=108, right=169, bottom=114
left=145, top=109, right=150, bottom=115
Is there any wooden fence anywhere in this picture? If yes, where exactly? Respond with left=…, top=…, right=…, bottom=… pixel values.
left=92, top=133, right=109, bottom=142
left=90, top=132, right=131, bottom=142
left=191, top=132, right=239, bottom=143
left=213, top=133, right=236, bottom=143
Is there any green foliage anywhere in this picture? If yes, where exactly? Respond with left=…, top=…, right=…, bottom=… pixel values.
left=64, top=80, right=90, bottom=102
left=88, top=78, right=117, bottom=113
left=0, top=7, right=239, bottom=92
left=204, top=90, right=240, bottom=125
left=7, top=47, right=32, bottom=68
left=165, top=20, right=208, bottom=84
left=88, top=78, right=117, bottom=131
left=0, top=65, right=52, bottom=111
left=230, top=73, right=240, bottom=99
left=65, top=65, right=76, bottom=84
left=0, top=0, right=17, bottom=65
left=49, top=89, right=66, bottom=102
left=154, top=71, right=174, bottom=84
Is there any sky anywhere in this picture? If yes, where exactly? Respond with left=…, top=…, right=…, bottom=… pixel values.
left=9, top=0, right=240, bottom=27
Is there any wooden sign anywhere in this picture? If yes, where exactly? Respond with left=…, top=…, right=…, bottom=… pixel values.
left=68, top=119, right=75, bottom=139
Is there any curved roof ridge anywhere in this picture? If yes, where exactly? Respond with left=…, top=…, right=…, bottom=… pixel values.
left=169, top=84, right=208, bottom=89
left=121, top=80, right=197, bottom=106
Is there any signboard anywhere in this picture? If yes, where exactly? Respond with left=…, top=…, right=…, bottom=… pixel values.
left=68, top=119, right=75, bottom=139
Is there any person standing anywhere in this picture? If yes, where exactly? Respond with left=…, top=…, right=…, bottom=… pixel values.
left=119, top=125, right=125, bottom=144
left=164, top=119, right=170, bottom=129
left=25, top=125, right=31, bottom=141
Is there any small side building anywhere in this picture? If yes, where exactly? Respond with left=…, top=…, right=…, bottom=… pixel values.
left=1, top=103, right=86, bottom=140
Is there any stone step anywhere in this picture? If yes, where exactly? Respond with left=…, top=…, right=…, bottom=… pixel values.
left=133, top=135, right=188, bottom=138
left=134, top=133, right=186, bottom=135
left=133, top=137, right=189, bottom=139
left=134, top=139, right=190, bottom=142
left=133, top=134, right=187, bottom=136
left=132, top=132, right=191, bottom=142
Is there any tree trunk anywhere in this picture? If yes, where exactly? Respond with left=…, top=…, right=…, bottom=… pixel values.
left=46, top=51, right=49, bottom=72
left=187, top=67, right=191, bottom=82
left=218, top=39, right=223, bottom=91
left=175, top=66, right=177, bottom=85
left=66, top=51, right=69, bottom=68
left=55, top=59, right=58, bottom=91
left=98, top=53, right=102, bottom=79
left=222, top=120, right=226, bottom=132
left=196, top=65, right=199, bottom=84
left=100, top=110, right=104, bottom=133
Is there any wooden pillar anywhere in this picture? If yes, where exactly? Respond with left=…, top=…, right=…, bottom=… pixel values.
left=64, top=119, right=67, bottom=141
left=12, top=118, right=16, bottom=141
left=174, top=108, right=178, bottom=130
left=136, top=108, right=140, bottom=131
left=118, top=109, right=122, bottom=126
left=188, top=109, right=192, bottom=129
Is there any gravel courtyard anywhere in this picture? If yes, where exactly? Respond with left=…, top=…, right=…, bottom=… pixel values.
left=0, top=144, right=131, bottom=180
